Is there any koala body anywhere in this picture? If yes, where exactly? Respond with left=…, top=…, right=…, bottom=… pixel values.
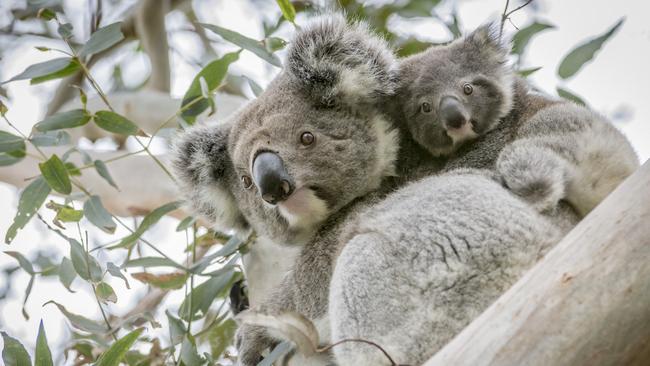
left=398, top=25, right=638, bottom=216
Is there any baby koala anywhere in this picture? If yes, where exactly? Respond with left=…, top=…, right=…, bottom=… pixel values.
left=398, top=24, right=638, bottom=216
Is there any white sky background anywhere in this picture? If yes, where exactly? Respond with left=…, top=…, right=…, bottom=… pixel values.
left=0, top=0, right=648, bottom=363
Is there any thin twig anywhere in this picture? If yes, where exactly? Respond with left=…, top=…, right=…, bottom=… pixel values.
left=318, top=338, right=409, bottom=366
left=500, top=0, right=534, bottom=39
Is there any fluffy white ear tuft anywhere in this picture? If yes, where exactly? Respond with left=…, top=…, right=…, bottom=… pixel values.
left=286, top=13, right=398, bottom=108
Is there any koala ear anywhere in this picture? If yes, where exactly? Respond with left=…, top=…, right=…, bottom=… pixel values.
left=465, top=23, right=511, bottom=62
left=286, top=13, right=398, bottom=107
left=171, top=122, right=249, bottom=233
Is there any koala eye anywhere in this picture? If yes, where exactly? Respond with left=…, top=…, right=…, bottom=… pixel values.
left=300, top=131, right=315, bottom=146
left=421, top=102, right=432, bottom=114
left=241, top=175, right=253, bottom=189
left=463, top=83, right=473, bottom=95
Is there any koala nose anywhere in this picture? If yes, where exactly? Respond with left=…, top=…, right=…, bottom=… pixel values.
left=252, top=151, right=295, bottom=205
left=439, top=96, right=467, bottom=130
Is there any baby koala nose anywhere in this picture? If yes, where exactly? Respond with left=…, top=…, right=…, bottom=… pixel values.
left=252, top=151, right=295, bottom=205
left=439, top=96, right=468, bottom=130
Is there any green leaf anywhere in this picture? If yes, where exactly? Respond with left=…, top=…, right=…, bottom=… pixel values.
left=0, top=100, right=7, bottom=116
left=57, top=206, right=83, bottom=222
left=166, top=310, right=186, bottom=346
left=30, top=130, right=71, bottom=146
left=83, top=195, right=116, bottom=234
left=259, top=342, right=292, bottom=366
left=57, top=23, right=73, bottom=39
left=558, top=18, right=624, bottom=79
left=78, top=22, right=124, bottom=58
left=114, top=201, right=181, bottom=248
left=4, top=251, right=35, bottom=274
left=94, top=111, right=144, bottom=136
left=21, top=275, right=35, bottom=319
left=35, top=320, right=54, bottom=366
left=106, top=262, right=130, bottom=289
left=1, top=332, right=31, bottom=366
left=179, top=270, right=235, bottom=321
left=5, top=177, right=51, bottom=244
left=94, top=160, right=119, bottom=189
left=44, top=300, right=108, bottom=333
left=34, top=109, right=91, bottom=132
left=276, top=0, right=296, bottom=23
left=96, top=282, right=117, bottom=303
left=131, top=272, right=189, bottom=290
left=265, top=37, right=287, bottom=53
left=122, top=256, right=185, bottom=270
left=2, top=57, right=72, bottom=84
left=512, top=22, right=555, bottom=55
left=518, top=66, right=543, bottom=78
left=37, top=8, right=57, bottom=21
left=201, top=23, right=281, bottom=67
left=176, top=216, right=196, bottom=232
left=181, top=51, right=240, bottom=124
left=205, top=317, right=237, bottom=358
left=180, top=335, right=204, bottom=366
left=190, top=236, right=242, bottom=274
left=0, top=152, right=24, bottom=167
left=31, top=59, right=80, bottom=84
left=557, top=86, right=586, bottom=106
left=39, top=154, right=72, bottom=194
left=243, top=76, right=263, bottom=98
left=59, top=257, right=77, bottom=292
left=0, top=131, right=25, bottom=154
left=94, top=328, right=143, bottom=366
left=69, top=238, right=103, bottom=283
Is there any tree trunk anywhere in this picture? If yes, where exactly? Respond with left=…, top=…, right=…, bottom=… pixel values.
left=424, top=160, right=650, bottom=366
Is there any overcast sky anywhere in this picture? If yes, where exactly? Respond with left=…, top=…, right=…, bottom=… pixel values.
left=0, top=0, right=648, bottom=362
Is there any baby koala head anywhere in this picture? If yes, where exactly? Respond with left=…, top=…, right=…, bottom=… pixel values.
left=399, top=24, right=514, bottom=157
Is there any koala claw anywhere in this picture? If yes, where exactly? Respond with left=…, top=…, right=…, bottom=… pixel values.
left=235, top=324, right=277, bottom=366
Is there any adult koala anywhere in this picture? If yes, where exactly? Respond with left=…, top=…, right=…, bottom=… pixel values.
left=172, top=14, right=436, bottom=365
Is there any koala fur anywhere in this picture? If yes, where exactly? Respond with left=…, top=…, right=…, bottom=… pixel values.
left=398, top=24, right=638, bottom=216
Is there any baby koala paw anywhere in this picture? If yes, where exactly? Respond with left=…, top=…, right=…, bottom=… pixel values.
left=235, top=324, right=277, bottom=366
left=497, top=143, right=567, bottom=213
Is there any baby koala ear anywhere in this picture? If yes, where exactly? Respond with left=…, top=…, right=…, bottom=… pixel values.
left=171, top=122, right=249, bottom=233
left=286, top=12, right=398, bottom=108
left=465, top=23, right=511, bottom=62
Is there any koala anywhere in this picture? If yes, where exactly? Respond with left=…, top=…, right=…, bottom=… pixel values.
left=172, top=14, right=432, bottom=366
left=328, top=169, right=562, bottom=366
left=397, top=24, right=638, bottom=216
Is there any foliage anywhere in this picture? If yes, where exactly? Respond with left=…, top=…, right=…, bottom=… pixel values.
left=0, top=0, right=621, bottom=365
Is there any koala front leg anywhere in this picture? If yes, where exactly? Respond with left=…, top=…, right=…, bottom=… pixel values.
left=496, top=139, right=569, bottom=213
left=235, top=323, right=279, bottom=366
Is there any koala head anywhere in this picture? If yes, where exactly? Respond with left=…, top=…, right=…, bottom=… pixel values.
left=173, top=14, right=399, bottom=245
left=398, top=24, right=514, bottom=157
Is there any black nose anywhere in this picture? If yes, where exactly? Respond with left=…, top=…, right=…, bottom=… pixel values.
left=252, top=151, right=294, bottom=204
left=439, top=96, right=467, bottom=130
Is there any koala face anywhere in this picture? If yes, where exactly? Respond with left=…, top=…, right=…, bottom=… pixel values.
left=399, top=25, right=514, bottom=157
left=173, top=14, right=399, bottom=245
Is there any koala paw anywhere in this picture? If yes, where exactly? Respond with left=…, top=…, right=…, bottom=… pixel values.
left=497, top=143, right=567, bottom=213
left=235, top=324, right=277, bottom=366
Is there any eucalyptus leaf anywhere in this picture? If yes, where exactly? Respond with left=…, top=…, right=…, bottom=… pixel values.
left=94, top=328, right=143, bottom=366
left=94, top=160, right=119, bottom=189
left=44, top=300, right=109, bottom=333
left=83, top=195, right=116, bottom=234
left=558, top=18, right=624, bottom=79
left=276, top=0, right=296, bottom=23
left=181, top=51, right=240, bottom=124
left=69, top=238, right=103, bottom=283
left=5, top=177, right=51, bottom=244
left=114, top=201, right=181, bottom=248
left=34, top=109, right=91, bottom=132
left=35, top=320, right=54, bottom=366
left=201, top=23, right=281, bottom=67
left=166, top=310, right=186, bottom=346
left=96, top=282, right=117, bottom=303
left=512, top=22, right=555, bottom=55
left=243, top=76, right=263, bottom=98
left=131, top=272, right=188, bottom=290
left=179, top=270, right=235, bottom=321
left=31, top=59, right=80, bottom=84
left=0, top=152, right=24, bottom=166
left=39, top=154, right=72, bottom=194
left=122, top=256, right=185, bottom=270
left=106, top=262, right=130, bottom=289
left=59, top=257, right=77, bottom=292
left=176, top=216, right=196, bottom=232
left=1, top=331, right=31, bottom=366
left=180, top=335, right=204, bottom=366
left=557, top=86, right=586, bottom=106
left=258, top=341, right=292, bottom=366
left=4, top=251, right=35, bottom=274
left=57, top=23, right=73, bottom=39
left=2, top=57, right=72, bottom=84
left=22, top=275, right=35, bottom=319
left=0, top=131, right=25, bottom=153
left=78, top=22, right=124, bottom=58
left=94, top=111, right=145, bottom=136
left=30, top=130, right=71, bottom=147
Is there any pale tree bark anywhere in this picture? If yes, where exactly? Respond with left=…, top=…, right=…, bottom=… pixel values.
left=425, top=160, right=650, bottom=366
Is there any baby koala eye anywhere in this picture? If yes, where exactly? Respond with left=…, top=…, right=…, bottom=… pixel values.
left=463, top=83, right=473, bottom=95
left=420, top=102, right=432, bottom=114
left=241, top=175, right=253, bottom=189
left=300, top=131, right=315, bottom=146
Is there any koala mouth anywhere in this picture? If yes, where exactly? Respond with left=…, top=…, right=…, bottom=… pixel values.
left=277, top=186, right=330, bottom=231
